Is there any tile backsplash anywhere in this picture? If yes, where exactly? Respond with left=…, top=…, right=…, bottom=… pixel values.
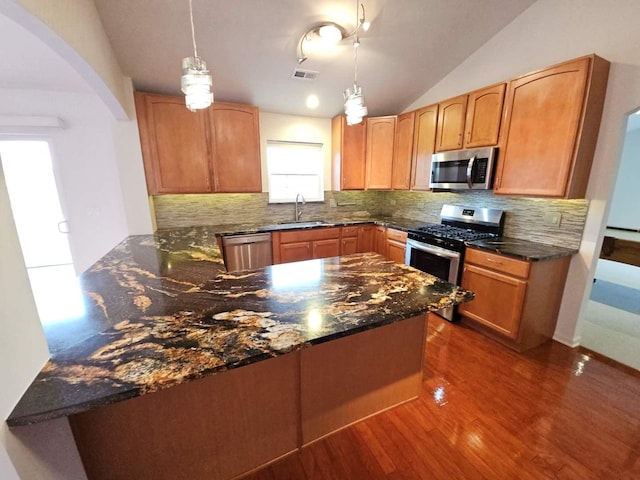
left=153, top=190, right=589, bottom=249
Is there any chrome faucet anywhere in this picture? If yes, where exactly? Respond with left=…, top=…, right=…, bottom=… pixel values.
left=295, top=193, right=305, bottom=221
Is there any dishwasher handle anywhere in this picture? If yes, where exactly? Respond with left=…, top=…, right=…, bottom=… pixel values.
left=222, top=233, right=272, bottom=247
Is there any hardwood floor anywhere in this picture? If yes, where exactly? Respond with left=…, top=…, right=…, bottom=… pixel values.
left=243, top=314, right=640, bottom=479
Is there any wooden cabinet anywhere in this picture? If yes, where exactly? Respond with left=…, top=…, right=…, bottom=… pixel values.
left=135, top=93, right=212, bottom=194
left=209, top=103, right=261, bottom=193
left=459, top=248, right=571, bottom=351
left=385, top=228, right=408, bottom=263
left=135, top=92, right=261, bottom=195
left=435, top=94, right=468, bottom=152
left=272, top=227, right=341, bottom=264
left=357, top=225, right=374, bottom=253
left=464, top=83, right=505, bottom=148
left=391, top=111, right=415, bottom=190
left=340, top=226, right=359, bottom=255
left=365, top=116, right=396, bottom=189
left=331, top=115, right=367, bottom=190
left=494, top=55, right=609, bottom=198
left=410, top=104, right=438, bottom=190
left=373, top=226, right=387, bottom=256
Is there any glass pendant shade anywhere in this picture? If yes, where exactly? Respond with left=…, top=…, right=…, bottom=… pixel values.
left=181, top=56, right=213, bottom=111
left=344, top=84, right=368, bottom=125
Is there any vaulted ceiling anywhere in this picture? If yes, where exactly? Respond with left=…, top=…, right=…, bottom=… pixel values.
left=94, top=0, right=536, bottom=118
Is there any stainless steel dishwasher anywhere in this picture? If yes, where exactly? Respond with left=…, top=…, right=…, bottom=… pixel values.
left=222, top=233, right=273, bottom=272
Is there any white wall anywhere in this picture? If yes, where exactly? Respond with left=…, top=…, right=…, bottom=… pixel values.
left=406, top=0, right=640, bottom=345
left=259, top=112, right=332, bottom=193
left=10, top=0, right=129, bottom=119
left=607, top=127, right=640, bottom=229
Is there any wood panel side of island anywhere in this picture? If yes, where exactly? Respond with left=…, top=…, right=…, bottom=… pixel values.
left=70, top=353, right=300, bottom=480
left=300, top=315, right=427, bottom=445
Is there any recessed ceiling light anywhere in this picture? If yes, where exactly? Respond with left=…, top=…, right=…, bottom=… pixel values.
left=306, top=95, right=319, bottom=109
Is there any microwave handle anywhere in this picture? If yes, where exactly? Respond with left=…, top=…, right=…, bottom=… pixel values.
left=466, top=155, right=476, bottom=189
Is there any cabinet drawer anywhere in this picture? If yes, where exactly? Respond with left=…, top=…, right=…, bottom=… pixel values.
left=341, top=226, right=359, bottom=237
left=386, top=228, right=407, bottom=243
left=465, top=248, right=530, bottom=279
left=279, top=227, right=341, bottom=243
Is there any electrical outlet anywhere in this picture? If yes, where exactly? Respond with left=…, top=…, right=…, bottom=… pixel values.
left=329, top=198, right=337, bottom=208
left=389, top=199, right=397, bottom=206
left=543, top=212, right=562, bottom=227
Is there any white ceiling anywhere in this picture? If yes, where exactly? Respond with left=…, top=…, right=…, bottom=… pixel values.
left=94, top=0, right=536, bottom=118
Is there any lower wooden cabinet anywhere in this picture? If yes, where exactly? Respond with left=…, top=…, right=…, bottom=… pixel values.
left=272, top=224, right=408, bottom=265
left=272, top=227, right=341, bottom=264
left=341, top=226, right=359, bottom=255
left=357, top=225, right=374, bottom=253
left=373, top=226, right=387, bottom=256
left=459, top=247, right=571, bottom=351
left=386, top=228, right=408, bottom=263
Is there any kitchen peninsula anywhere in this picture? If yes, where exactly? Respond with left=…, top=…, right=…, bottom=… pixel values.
left=7, top=226, right=473, bottom=480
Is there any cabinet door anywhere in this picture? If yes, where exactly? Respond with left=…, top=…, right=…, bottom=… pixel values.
left=280, top=241, right=312, bottom=264
left=459, top=263, right=527, bottom=339
left=464, top=83, right=505, bottom=148
left=135, top=93, right=212, bottom=194
left=494, top=57, right=591, bottom=197
left=391, top=111, right=415, bottom=190
left=332, top=116, right=366, bottom=190
left=341, top=237, right=358, bottom=255
left=410, top=104, right=438, bottom=190
left=357, top=225, right=374, bottom=253
left=365, top=116, right=396, bottom=189
left=386, top=240, right=406, bottom=264
left=373, top=226, right=387, bottom=256
left=210, top=103, right=261, bottom=193
left=312, top=238, right=341, bottom=259
left=435, top=95, right=468, bottom=152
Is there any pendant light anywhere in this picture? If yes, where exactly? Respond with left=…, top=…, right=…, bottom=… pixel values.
left=181, top=0, right=213, bottom=111
left=343, top=1, right=368, bottom=125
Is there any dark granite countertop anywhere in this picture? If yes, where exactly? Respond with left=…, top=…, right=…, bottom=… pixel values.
left=7, top=226, right=472, bottom=427
left=211, top=217, right=431, bottom=237
left=466, top=236, right=578, bottom=261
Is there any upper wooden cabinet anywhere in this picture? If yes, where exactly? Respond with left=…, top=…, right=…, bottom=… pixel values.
left=464, top=83, right=505, bottom=148
left=410, top=104, right=438, bottom=190
left=494, top=55, right=609, bottom=198
left=209, top=103, right=261, bottom=193
left=391, top=111, right=415, bottom=190
left=135, top=93, right=212, bottom=194
left=332, top=115, right=367, bottom=190
left=135, top=92, right=261, bottom=195
left=435, top=84, right=505, bottom=153
left=365, top=116, right=397, bottom=189
left=435, top=94, right=468, bottom=152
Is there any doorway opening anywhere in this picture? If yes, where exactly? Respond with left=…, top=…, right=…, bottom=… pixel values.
left=0, top=140, right=84, bottom=325
left=581, top=110, right=640, bottom=370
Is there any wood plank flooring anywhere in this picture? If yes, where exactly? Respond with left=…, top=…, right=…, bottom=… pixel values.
left=243, top=314, right=640, bottom=479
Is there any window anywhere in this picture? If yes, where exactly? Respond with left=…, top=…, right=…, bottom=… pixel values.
left=266, top=141, right=324, bottom=203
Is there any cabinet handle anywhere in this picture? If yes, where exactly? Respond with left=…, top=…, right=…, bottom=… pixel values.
left=486, top=257, right=503, bottom=264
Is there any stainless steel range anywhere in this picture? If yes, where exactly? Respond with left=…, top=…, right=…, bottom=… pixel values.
left=405, top=204, right=505, bottom=321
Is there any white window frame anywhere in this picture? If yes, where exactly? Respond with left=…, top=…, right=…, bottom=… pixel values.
left=266, top=140, right=324, bottom=203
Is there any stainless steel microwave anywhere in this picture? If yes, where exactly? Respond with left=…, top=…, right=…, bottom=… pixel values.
left=430, top=147, right=497, bottom=190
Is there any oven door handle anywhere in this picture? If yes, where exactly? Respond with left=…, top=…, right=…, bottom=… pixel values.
left=405, top=239, right=461, bottom=260
left=466, top=155, right=476, bottom=189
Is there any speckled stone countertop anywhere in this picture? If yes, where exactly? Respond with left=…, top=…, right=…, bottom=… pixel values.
left=7, top=225, right=472, bottom=427
left=212, top=216, right=430, bottom=236
left=466, top=236, right=578, bottom=261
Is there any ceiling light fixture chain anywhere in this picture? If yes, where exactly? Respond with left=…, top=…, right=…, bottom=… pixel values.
left=181, top=0, right=213, bottom=111
left=343, top=0, right=368, bottom=125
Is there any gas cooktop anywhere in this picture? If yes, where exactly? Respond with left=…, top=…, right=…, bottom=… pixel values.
left=407, top=205, right=505, bottom=252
